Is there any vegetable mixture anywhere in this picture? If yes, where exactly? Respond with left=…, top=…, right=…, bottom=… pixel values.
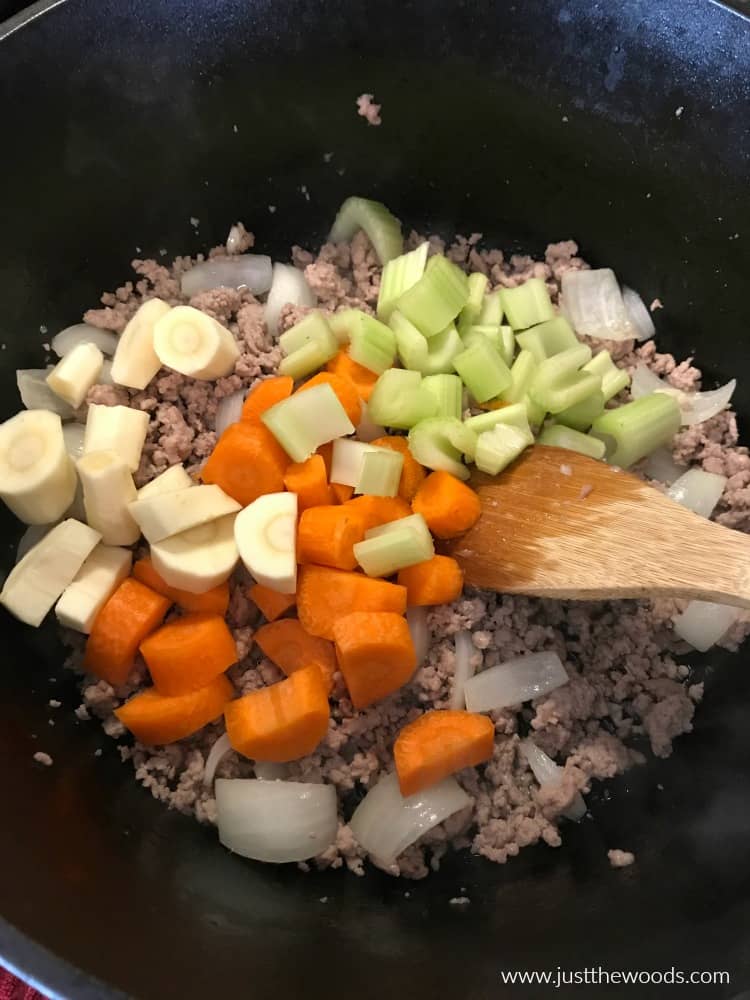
left=4, top=200, right=748, bottom=877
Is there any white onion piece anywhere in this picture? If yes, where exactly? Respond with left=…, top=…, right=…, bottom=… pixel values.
left=519, top=739, right=586, bottom=821
left=181, top=255, right=273, bottom=298
left=622, top=287, right=655, bottom=342
left=17, top=523, right=54, bottom=562
left=253, top=761, right=289, bottom=781
left=52, top=323, right=118, bottom=358
left=349, top=771, right=471, bottom=865
left=97, top=360, right=115, bottom=386
left=560, top=269, right=636, bottom=341
left=629, top=363, right=668, bottom=400
left=449, top=630, right=476, bottom=711
left=16, top=369, right=74, bottom=419
left=667, top=468, right=726, bottom=518
left=406, top=606, right=429, bottom=668
left=62, top=422, right=87, bottom=461
left=630, top=364, right=736, bottom=427
left=464, top=651, right=568, bottom=712
left=672, top=600, right=741, bottom=652
left=203, top=733, right=232, bottom=787
left=215, top=390, right=245, bottom=436
left=226, top=225, right=244, bottom=255
left=355, top=403, right=386, bottom=443
left=216, top=778, right=337, bottom=863
left=639, top=447, right=685, bottom=486
left=264, top=262, right=316, bottom=338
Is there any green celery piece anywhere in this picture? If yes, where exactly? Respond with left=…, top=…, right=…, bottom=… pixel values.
left=501, top=349, right=537, bottom=403
left=422, top=374, right=463, bottom=420
left=261, top=383, right=355, bottom=462
left=396, top=254, right=469, bottom=338
left=465, top=402, right=531, bottom=434
left=453, top=337, right=512, bottom=403
left=457, top=272, right=489, bottom=334
left=499, top=325, right=515, bottom=367
left=479, top=290, right=504, bottom=326
left=328, top=196, right=403, bottom=265
left=537, top=424, right=607, bottom=460
left=279, top=311, right=336, bottom=356
left=420, top=324, right=464, bottom=375
left=328, top=309, right=363, bottom=345
left=355, top=449, right=404, bottom=498
left=462, top=325, right=502, bottom=353
left=354, top=514, right=435, bottom=577
left=499, top=278, right=555, bottom=330
left=474, top=423, right=534, bottom=475
left=391, top=310, right=428, bottom=371
left=278, top=337, right=338, bottom=380
left=377, top=242, right=429, bottom=322
left=529, top=343, right=599, bottom=414
left=555, top=389, right=605, bottom=432
left=348, top=313, right=397, bottom=374
left=408, top=418, right=471, bottom=480
left=590, top=393, right=681, bottom=468
left=515, top=316, right=578, bottom=364
left=367, top=368, right=437, bottom=429
left=583, top=350, right=631, bottom=401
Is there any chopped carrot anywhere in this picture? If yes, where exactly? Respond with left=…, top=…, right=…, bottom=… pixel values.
left=224, top=665, right=329, bottom=762
left=297, top=505, right=366, bottom=570
left=254, top=619, right=337, bottom=692
left=241, top=376, right=294, bottom=423
left=283, top=454, right=335, bottom=511
left=326, top=350, right=378, bottom=401
left=394, top=709, right=495, bottom=796
left=397, top=555, right=464, bottom=606
left=133, top=557, right=229, bottom=615
left=248, top=583, right=296, bottom=622
left=478, top=399, right=511, bottom=411
left=331, top=483, right=355, bottom=504
left=369, top=436, right=426, bottom=502
left=297, top=565, right=407, bottom=640
left=84, top=578, right=171, bottom=685
left=411, top=470, right=482, bottom=539
left=343, top=494, right=412, bottom=533
left=295, top=372, right=362, bottom=426
left=115, top=674, right=233, bottom=746
left=333, top=611, right=416, bottom=709
left=139, top=612, right=238, bottom=696
left=201, top=421, right=289, bottom=506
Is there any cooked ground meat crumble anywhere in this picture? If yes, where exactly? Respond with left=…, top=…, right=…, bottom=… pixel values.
left=62, top=226, right=750, bottom=879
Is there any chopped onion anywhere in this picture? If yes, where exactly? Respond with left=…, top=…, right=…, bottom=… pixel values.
left=639, top=447, right=685, bottom=485
left=672, top=600, right=741, bottom=652
left=203, top=732, right=232, bottom=786
left=355, top=403, right=386, bottom=443
left=449, top=630, right=476, bottom=710
left=52, top=323, right=118, bottom=358
left=264, top=262, right=317, bottom=338
left=215, top=778, right=337, bottom=863
left=629, top=363, right=668, bottom=400
left=667, top=467, right=726, bottom=518
left=406, top=606, right=429, bottom=668
left=98, top=360, right=116, bottom=386
left=226, top=224, right=244, bottom=255
left=16, top=368, right=74, bottom=419
left=17, top=523, right=54, bottom=561
left=349, top=771, right=470, bottom=865
left=519, top=739, right=586, bottom=821
left=463, top=651, right=568, bottom=712
left=630, top=364, right=736, bottom=427
left=181, top=255, right=273, bottom=298
left=560, top=269, right=635, bottom=341
left=253, top=761, right=289, bottom=781
left=622, top=287, right=655, bottom=342
left=215, top=390, right=245, bottom=436
left=62, top=422, right=86, bottom=460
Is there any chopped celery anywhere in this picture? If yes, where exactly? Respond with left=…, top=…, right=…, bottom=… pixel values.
left=529, top=343, right=599, bottom=414
left=590, top=393, right=681, bottom=468
left=279, top=311, right=337, bottom=356
left=465, top=402, right=531, bottom=434
left=499, top=278, right=555, bottom=330
left=453, top=337, right=512, bottom=403
left=328, top=309, right=363, bottom=344
left=583, top=350, right=631, bottom=401
left=515, top=316, right=578, bottom=363
left=479, top=290, right=504, bottom=326
left=377, top=242, right=429, bottom=322
left=348, top=313, right=397, bottom=374
left=555, top=389, right=605, bottom=431
left=354, top=513, right=434, bottom=577
left=457, top=273, right=488, bottom=334
left=262, top=383, right=354, bottom=462
left=500, top=348, right=545, bottom=426
left=537, top=424, right=607, bottom=460
left=475, top=422, right=534, bottom=475
left=422, top=374, right=463, bottom=420
left=499, top=325, right=515, bottom=367
left=420, top=324, right=464, bottom=375
left=392, top=312, right=463, bottom=375
left=367, top=369, right=437, bottom=429
left=356, top=449, right=404, bottom=498
left=328, top=196, right=403, bottom=265
left=462, top=325, right=502, bottom=353
left=396, top=254, right=469, bottom=338
left=408, top=418, right=471, bottom=480
left=330, top=438, right=380, bottom=486
left=278, top=336, right=338, bottom=379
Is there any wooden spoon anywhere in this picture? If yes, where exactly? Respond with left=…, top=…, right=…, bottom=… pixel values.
left=443, top=445, right=750, bottom=608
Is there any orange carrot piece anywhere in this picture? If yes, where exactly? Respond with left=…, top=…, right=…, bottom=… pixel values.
left=478, top=399, right=511, bottom=412
left=411, top=470, right=482, bottom=539
left=297, top=565, right=407, bottom=640
left=297, top=505, right=366, bottom=571
left=241, top=376, right=294, bottom=423
left=331, top=483, right=355, bottom=504
left=139, top=612, right=238, bottom=696
left=283, top=454, right=335, bottom=511
left=295, top=372, right=362, bottom=426
left=326, top=350, right=378, bottom=401
left=224, top=665, right=329, bottom=762
left=115, top=674, right=233, bottom=746
left=333, top=611, right=416, bottom=709
left=84, top=578, right=171, bottom=686
left=248, top=583, right=297, bottom=622
left=397, top=555, right=464, bottom=606
left=201, top=421, right=289, bottom=506
left=369, top=436, right=426, bottom=502
left=394, top=709, right=495, bottom=796
left=343, top=494, right=412, bottom=533
left=133, top=557, right=230, bottom=615
left=254, top=619, right=337, bottom=692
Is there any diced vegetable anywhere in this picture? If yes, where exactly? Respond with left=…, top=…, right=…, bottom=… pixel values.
left=500, top=348, right=540, bottom=418
left=278, top=338, right=338, bottom=380
left=407, top=418, right=470, bottom=481
left=297, top=564, right=407, bottom=640
left=474, top=422, right=534, bottom=475
left=110, top=298, right=171, bottom=390
left=330, top=438, right=380, bottom=487
left=421, top=374, right=463, bottom=420
left=128, top=483, right=240, bottom=544
left=328, top=309, right=360, bottom=344
left=326, top=350, right=379, bottom=401
left=394, top=709, right=494, bottom=796
left=279, top=309, right=337, bottom=355
left=295, top=372, right=362, bottom=426
left=254, top=619, right=337, bottom=692
left=515, top=316, right=578, bottom=363
left=55, top=545, right=132, bottom=633
left=356, top=449, right=404, bottom=498
left=449, top=630, right=476, bottom=711
left=333, top=611, right=416, bottom=708
left=537, top=424, right=607, bottom=460
left=248, top=583, right=296, bottom=622
left=457, top=272, right=489, bottom=334
left=464, top=401, right=529, bottom=434
left=234, top=492, right=297, bottom=594
left=343, top=494, right=413, bottom=532
left=136, top=464, right=193, bottom=500
left=154, top=305, right=240, bottom=380
left=181, top=254, right=272, bottom=298
left=355, top=402, right=387, bottom=443
left=590, top=393, right=681, bottom=468
left=519, top=740, right=586, bottom=821
left=203, top=732, right=232, bottom=787
left=61, top=422, right=86, bottom=461
left=261, top=383, right=355, bottom=463
left=0, top=410, right=77, bottom=524
left=133, top=557, right=230, bottom=615
left=348, top=313, right=397, bottom=374
left=367, top=437, right=426, bottom=502
left=17, top=524, right=54, bottom=563
left=463, top=651, right=568, bottom=711
left=529, top=344, right=598, bottom=414
left=241, top=376, right=294, bottom=423
left=377, top=242, right=429, bottom=321
left=411, top=469, right=482, bottom=539
left=554, top=389, right=605, bottom=432
left=115, top=674, right=233, bottom=745
left=354, top=513, right=434, bottom=577
left=367, top=368, right=437, bottom=429
left=283, top=454, right=334, bottom=511
left=297, top=504, right=366, bottom=571
left=151, top=513, right=239, bottom=594
left=77, top=450, right=141, bottom=546
left=453, top=337, right=512, bottom=403
left=406, top=606, right=429, bottom=668
left=263, top=262, right=316, bottom=338
left=140, top=612, right=237, bottom=696
left=51, top=323, right=118, bottom=359
left=395, top=255, right=469, bottom=338
left=560, top=268, right=635, bottom=341
left=397, top=554, right=464, bottom=606
left=672, top=600, right=741, bottom=652
left=479, top=289, right=504, bottom=326
left=214, top=389, right=244, bottom=436
left=500, top=278, right=555, bottom=330
left=16, top=368, right=74, bottom=419
left=583, top=350, right=631, bottom=401
left=667, top=468, right=727, bottom=519
left=46, top=342, right=104, bottom=408
left=630, top=365, right=737, bottom=427
left=639, top=448, right=686, bottom=486
left=392, top=310, right=462, bottom=375
left=498, top=325, right=516, bottom=367
left=621, top=287, right=656, bottom=342
left=329, top=196, right=403, bottom=265
left=202, top=421, right=289, bottom=505
left=84, top=403, right=150, bottom=473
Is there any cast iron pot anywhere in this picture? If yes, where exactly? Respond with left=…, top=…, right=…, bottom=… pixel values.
left=1, top=1, right=749, bottom=997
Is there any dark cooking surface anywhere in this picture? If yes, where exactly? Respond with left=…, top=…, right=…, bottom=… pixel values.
left=1, top=1, right=749, bottom=997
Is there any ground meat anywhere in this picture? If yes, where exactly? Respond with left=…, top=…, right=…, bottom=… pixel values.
left=608, top=848, right=636, bottom=868
left=33, top=751, right=53, bottom=767
left=356, top=93, right=382, bottom=126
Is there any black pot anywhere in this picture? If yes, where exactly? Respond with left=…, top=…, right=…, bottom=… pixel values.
left=1, top=2, right=749, bottom=997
